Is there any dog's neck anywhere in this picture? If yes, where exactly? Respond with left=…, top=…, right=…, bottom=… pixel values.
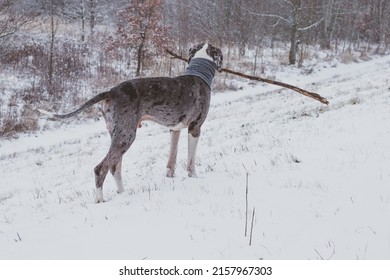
left=184, top=58, right=217, bottom=89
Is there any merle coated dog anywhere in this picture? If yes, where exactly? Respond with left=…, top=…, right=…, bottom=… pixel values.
left=39, top=43, right=223, bottom=203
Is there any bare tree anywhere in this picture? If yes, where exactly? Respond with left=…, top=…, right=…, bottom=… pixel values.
left=109, top=0, right=172, bottom=76
left=369, top=0, right=390, bottom=44
left=318, top=0, right=343, bottom=49
left=0, top=0, right=33, bottom=41
left=240, top=0, right=323, bottom=64
left=163, top=0, right=191, bottom=50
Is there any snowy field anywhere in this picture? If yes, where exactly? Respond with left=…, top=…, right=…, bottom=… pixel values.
left=1, top=54, right=390, bottom=260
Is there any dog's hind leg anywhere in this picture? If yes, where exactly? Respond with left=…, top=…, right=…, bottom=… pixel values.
left=101, top=99, right=126, bottom=195
left=94, top=155, right=111, bottom=203
left=111, top=158, right=124, bottom=193
left=166, top=129, right=181, bottom=177
left=94, top=132, right=136, bottom=202
left=94, top=108, right=138, bottom=203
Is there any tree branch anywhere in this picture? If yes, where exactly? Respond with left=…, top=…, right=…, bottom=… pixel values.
left=239, top=3, right=292, bottom=26
left=0, top=29, right=17, bottom=39
left=165, top=49, right=329, bottom=105
left=0, top=10, right=31, bottom=40
left=298, top=17, right=324, bottom=31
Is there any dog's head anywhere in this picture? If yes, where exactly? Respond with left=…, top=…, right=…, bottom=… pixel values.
left=188, top=43, right=223, bottom=72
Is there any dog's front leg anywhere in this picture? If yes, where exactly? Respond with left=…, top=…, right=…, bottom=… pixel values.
left=187, top=133, right=199, bottom=177
left=166, top=130, right=181, bottom=177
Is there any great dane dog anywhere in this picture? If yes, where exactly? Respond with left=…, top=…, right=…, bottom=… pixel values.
left=39, top=43, right=223, bottom=203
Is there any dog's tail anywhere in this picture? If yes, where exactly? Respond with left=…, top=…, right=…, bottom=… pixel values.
left=38, top=91, right=113, bottom=119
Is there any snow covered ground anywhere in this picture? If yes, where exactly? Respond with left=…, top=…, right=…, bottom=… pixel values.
left=1, top=54, right=390, bottom=260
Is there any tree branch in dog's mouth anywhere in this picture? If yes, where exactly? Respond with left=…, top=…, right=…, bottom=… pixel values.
left=165, top=49, right=329, bottom=105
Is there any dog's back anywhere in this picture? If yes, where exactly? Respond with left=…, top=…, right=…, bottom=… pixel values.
left=117, top=75, right=211, bottom=128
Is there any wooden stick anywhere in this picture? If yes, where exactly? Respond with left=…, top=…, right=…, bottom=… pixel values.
left=165, top=49, right=329, bottom=105
left=222, top=68, right=329, bottom=105
left=166, top=49, right=187, bottom=62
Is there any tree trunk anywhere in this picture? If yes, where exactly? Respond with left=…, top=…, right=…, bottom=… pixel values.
left=136, top=35, right=145, bottom=77
left=289, top=0, right=301, bottom=65
left=89, top=0, right=96, bottom=39
left=320, top=15, right=331, bottom=48
left=320, top=0, right=331, bottom=49
left=48, top=6, right=57, bottom=92
left=289, top=23, right=298, bottom=65
left=80, top=0, right=85, bottom=42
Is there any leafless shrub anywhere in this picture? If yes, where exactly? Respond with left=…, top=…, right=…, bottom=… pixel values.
left=0, top=103, right=38, bottom=138
left=213, top=79, right=241, bottom=92
left=340, top=49, right=358, bottom=64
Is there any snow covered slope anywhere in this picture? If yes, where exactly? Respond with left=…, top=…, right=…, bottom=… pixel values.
left=1, top=55, right=390, bottom=259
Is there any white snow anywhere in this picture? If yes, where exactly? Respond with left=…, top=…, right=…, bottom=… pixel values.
left=1, top=54, right=390, bottom=259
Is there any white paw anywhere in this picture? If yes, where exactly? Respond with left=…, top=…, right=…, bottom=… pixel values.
left=188, top=171, right=197, bottom=178
left=166, top=168, right=175, bottom=178
left=95, top=188, right=105, bottom=203
left=95, top=198, right=105, bottom=203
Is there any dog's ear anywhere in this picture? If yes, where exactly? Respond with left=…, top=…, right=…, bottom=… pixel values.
left=188, top=43, right=205, bottom=63
left=207, top=45, right=223, bottom=72
left=214, top=48, right=223, bottom=72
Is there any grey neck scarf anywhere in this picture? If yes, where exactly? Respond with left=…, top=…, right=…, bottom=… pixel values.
left=183, top=58, right=217, bottom=88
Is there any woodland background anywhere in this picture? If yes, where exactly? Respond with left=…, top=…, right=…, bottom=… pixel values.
left=1, top=0, right=389, bottom=137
